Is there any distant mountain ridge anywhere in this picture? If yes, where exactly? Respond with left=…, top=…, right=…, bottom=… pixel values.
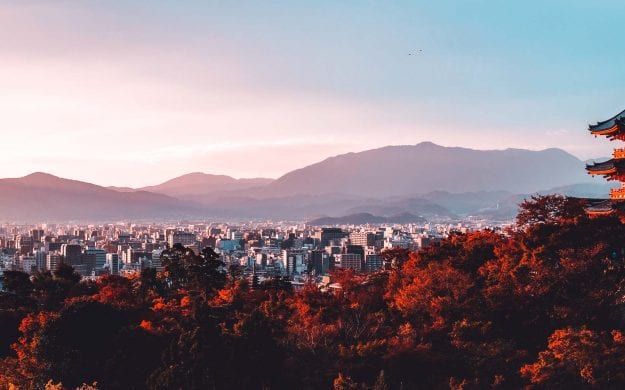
left=130, top=143, right=593, bottom=201
left=0, top=173, right=202, bottom=222
left=138, top=172, right=274, bottom=198
left=259, top=142, right=591, bottom=197
left=0, top=143, right=604, bottom=222
left=308, top=212, right=427, bottom=226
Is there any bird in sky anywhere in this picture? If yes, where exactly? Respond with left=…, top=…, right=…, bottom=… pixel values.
left=408, top=49, right=423, bottom=55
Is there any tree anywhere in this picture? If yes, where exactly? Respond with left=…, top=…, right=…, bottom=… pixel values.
left=372, top=370, right=389, bottom=390
left=521, top=327, right=625, bottom=388
left=333, top=373, right=358, bottom=390
left=13, top=300, right=163, bottom=389
left=516, top=195, right=586, bottom=228
left=1, top=271, right=33, bottom=297
left=161, top=244, right=225, bottom=296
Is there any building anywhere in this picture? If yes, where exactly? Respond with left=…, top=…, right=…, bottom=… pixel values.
left=345, top=244, right=365, bottom=259
left=46, top=252, right=61, bottom=271
left=335, top=253, right=362, bottom=271
left=315, top=228, right=347, bottom=247
left=586, top=109, right=625, bottom=215
left=61, top=244, right=82, bottom=266
left=19, top=255, right=37, bottom=273
left=16, top=235, right=34, bottom=255
left=217, top=239, right=240, bottom=252
left=349, top=231, right=376, bottom=247
left=309, top=250, right=330, bottom=275
left=281, top=249, right=306, bottom=276
left=151, top=249, right=163, bottom=271
left=106, top=253, right=120, bottom=275
left=168, top=231, right=197, bottom=248
left=85, top=248, right=107, bottom=271
left=31, top=229, right=45, bottom=242
left=80, top=252, right=97, bottom=274
left=365, top=254, right=383, bottom=272
left=35, top=249, right=47, bottom=272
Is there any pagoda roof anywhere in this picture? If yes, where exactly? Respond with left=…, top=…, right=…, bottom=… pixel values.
left=589, top=109, right=625, bottom=134
left=585, top=199, right=614, bottom=215
left=585, top=198, right=625, bottom=216
left=586, top=159, right=620, bottom=175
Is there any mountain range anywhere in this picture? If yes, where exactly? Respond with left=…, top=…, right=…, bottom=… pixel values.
left=308, top=212, right=427, bottom=226
left=0, top=143, right=608, bottom=222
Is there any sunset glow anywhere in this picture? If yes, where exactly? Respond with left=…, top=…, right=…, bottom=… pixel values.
left=1, top=1, right=623, bottom=186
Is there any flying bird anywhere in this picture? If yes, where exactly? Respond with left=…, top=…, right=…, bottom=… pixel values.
left=408, top=49, right=423, bottom=55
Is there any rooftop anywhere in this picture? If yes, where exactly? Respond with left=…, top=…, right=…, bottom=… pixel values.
left=589, top=109, right=625, bottom=134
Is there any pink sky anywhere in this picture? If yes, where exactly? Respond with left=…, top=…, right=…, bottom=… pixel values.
left=0, top=2, right=618, bottom=187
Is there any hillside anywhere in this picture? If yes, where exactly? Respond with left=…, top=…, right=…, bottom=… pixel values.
left=139, top=173, right=273, bottom=198
left=0, top=173, right=202, bottom=222
left=308, top=212, right=427, bottom=226
left=0, top=143, right=603, bottom=221
left=259, top=142, right=591, bottom=197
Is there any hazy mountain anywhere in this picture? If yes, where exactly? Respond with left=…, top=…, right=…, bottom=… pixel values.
left=0, top=144, right=600, bottom=222
left=345, top=197, right=455, bottom=218
left=420, top=191, right=522, bottom=215
left=539, top=182, right=617, bottom=198
left=139, top=173, right=274, bottom=198
left=340, top=192, right=521, bottom=220
left=0, top=173, right=203, bottom=222
left=260, top=142, right=591, bottom=197
left=107, top=186, right=136, bottom=193
left=196, top=193, right=375, bottom=221
left=308, top=212, right=426, bottom=226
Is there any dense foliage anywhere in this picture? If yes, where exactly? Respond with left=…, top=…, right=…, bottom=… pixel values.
left=2, top=195, right=625, bottom=389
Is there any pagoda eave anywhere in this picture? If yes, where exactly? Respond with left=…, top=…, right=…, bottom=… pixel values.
left=589, top=109, right=625, bottom=136
left=586, top=168, right=617, bottom=176
left=585, top=158, right=625, bottom=178
left=586, top=209, right=615, bottom=216
left=585, top=199, right=619, bottom=216
left=590, top=123, right=620, bottom=136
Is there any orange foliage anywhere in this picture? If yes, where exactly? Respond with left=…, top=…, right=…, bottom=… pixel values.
left=393, top=259, right=473, bottom=332
left=521, top=327, right=625, bottom=387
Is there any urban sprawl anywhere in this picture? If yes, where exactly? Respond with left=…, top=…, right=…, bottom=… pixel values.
left=0, top=220, right=509, bottom=289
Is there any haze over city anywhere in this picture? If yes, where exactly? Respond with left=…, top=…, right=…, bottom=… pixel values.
left=2, top=1, right=625, bottom=186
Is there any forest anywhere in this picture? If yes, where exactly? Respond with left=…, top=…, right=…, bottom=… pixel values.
left=2, top=195, right=625, bottom=389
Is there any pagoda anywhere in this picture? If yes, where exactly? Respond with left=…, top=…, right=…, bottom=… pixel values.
left=585, top=109, right=625, bottom=215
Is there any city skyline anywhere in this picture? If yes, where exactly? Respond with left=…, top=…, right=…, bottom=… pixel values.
left=2, top=1, right=624, bottom=186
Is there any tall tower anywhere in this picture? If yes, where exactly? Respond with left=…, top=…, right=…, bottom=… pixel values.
left=585, top=109, right=625, bottom=215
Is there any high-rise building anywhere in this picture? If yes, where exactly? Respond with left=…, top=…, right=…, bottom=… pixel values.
left=281, top=249, right=305, bottom=276
left=151, top=249, right=163, bottom=271
left=31, top=229, right=45, bottom=242
left=47, top=242, right=63, bottom=252
left=365, top=254, right=383, bottom=272
left=16, top=235, right=34, bottom=255
left=19, top=255, right=37, bottom=273
left=85, top=248, right=106, bottom=271
left=309, top=250, right=330, bottom=275
left=61, top=244, right=82, bottom=266
left=35, top=249, right=47, bottom=272
left=105, top=253, right=120, bottom=275
left=335, top=253, right=362, bottom=271
left=349, top=231, right=376, bottom=247
left=46, top=252, right=61, bottom=271
left=315, top=228, right=347, bottom=247
left=168, top=231, right=196, bottom=247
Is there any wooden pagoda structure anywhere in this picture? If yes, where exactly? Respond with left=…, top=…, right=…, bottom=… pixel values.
left=586, top=109, right=625, bottom=215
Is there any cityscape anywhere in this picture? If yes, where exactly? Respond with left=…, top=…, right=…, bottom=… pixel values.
left=0, top=219, right=502, bottom=285
left=3, top=1, right=625, bottom=389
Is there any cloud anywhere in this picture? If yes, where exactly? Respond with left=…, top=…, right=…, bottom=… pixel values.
left=546, top=129, right=570, bottom=136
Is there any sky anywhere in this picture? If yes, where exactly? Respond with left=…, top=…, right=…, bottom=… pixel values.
left=1, top=1, right=625, bottom=187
